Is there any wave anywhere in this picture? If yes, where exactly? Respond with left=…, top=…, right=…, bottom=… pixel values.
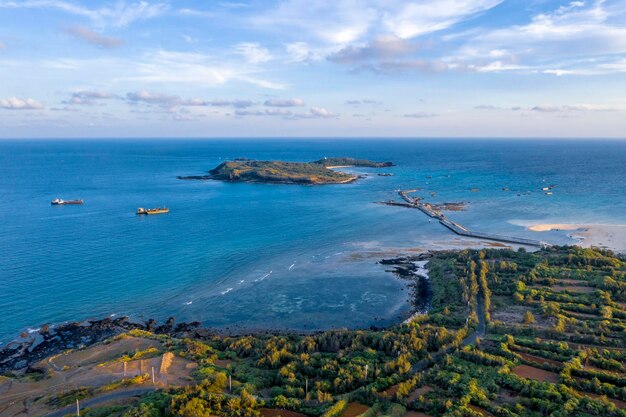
left=221, top=288, right=233, bottom=295
left=254, top=270, right=272, bottom=282
left=288, top=263, right=295, bottom=271
left=184, top=301, right=193, bottom=305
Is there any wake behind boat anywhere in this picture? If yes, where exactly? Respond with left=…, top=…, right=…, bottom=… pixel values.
left=136, top=207, right=169, bottom=215
left=51, top=198, right=83, bottom=205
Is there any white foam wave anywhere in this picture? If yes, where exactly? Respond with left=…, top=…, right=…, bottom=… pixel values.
left=221, top=288, right=233, bottom=295
left=254, top=270, right=272, bottom=282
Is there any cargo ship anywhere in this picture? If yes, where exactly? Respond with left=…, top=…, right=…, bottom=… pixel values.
left=51, top=198, right=84, bottom=205
left=136, top=207, right=169, bottom=215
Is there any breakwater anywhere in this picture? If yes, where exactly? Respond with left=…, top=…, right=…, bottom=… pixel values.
left=382, top=191, right=548, bottom=248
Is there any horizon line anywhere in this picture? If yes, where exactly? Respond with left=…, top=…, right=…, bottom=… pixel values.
left=1, top=136, right=626, bottom=141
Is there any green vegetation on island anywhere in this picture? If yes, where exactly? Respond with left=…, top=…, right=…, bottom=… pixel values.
left=312, top=157, right=394, bottom=168
left=178, top=157, right=394, bottom=184
left=5, top=246, right=626, bottom=417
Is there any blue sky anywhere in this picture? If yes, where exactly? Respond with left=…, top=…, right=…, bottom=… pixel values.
left=0, top=0, right=625, bottom=138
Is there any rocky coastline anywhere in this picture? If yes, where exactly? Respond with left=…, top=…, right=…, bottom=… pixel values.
left=0, top=317, right=201, bottom=375
left=379, top=252, right=433, bottom=315
left=178, top=157, right=394, bottom=185
left=1, top=251, right=430, bottom=377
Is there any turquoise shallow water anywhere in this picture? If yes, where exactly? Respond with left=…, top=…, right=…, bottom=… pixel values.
left=0, top=139, right=625, bottom=341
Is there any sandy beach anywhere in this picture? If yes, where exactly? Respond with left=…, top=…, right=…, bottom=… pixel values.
left=525, top=223, right=626, bottom=253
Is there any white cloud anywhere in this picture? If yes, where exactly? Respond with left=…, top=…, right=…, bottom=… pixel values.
left=402, top=112, right=436, bottom=118
left=63, top=26, right=124, bottom=48
left=235, top=42, right=272, bottom=64
left=0, top=0, right=167, bottom=27
left=531, top=104, right=618, bottom=112
left=210, top=99, right=256, bottom=108
left=454, top=0, right=626, bottom=75
left=328, top=35, right=418, bottom=64
left=475, top=103, right=621, bottom=112
left=254, top=0, right=376, bottom=44
left=284, top=42, right=325, bottom=63
left=309, top=107, right=337, bottom=117
left=292, top=107, right=339, bottom=119
left=264, top=98, right=305, bottom=107
left=125, top=50, right=285, bottom=89
left=382, top=0, right=503, bottom=39
left=346, top=99, right=383, bottom=105
left=65, top=90, right=115, bottom=105
left=0, top=97, right=44, bottom=110
left=126, top=90, right=180, bottom=105
left=126, top=90, right=212, bottom=108
left=235, top=108, right=293, bottom=116
left=254, top=0, right=502, bottom=48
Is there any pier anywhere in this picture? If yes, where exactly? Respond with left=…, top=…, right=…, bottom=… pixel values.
left=384, top=191, right=548, bottom=248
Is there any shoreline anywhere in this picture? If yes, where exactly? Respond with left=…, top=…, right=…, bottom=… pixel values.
left=523, top=223, right=626, bottom=253
left=177, top=174, right=361, bottom=185
left=0, top=253, right=429, bottom=374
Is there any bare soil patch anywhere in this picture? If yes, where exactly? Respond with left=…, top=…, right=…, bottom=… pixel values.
left=555, top=279, right=593, bottom=286
left=512, top=365, right=559, bottom=383
left=490, top=302, right=553, bottom=327
left=407, top=385, right=434, bottom=403
left=50, top=336, right=161, bottom=370
left=214, top=359, right=233, bottom=368
left=551, top=285, right=595, bottom=294
left=383, top=383, right=399, bottom=397
left=259, top=408, right=309, bottom=417
left=563, top=311, right=600, bottom=319
left=496, top=390, right=517, bottom=404
left=580, top=392, right=626, bottom=409
left=0, top=336, right=195, bottom=417
left=555, top=341, right=626, bottom=352
left=468, top=405, right=495, bottom=417
left=259, top=409, right=309, bottom=417
left=516, top=352, right=562, bottom=368
left=584, top=365, right=624, bottom=376
left=339, top=402, right=369, bottom=417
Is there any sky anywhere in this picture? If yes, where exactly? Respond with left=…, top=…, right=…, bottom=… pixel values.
left=0, top=0, right=625, bottom=138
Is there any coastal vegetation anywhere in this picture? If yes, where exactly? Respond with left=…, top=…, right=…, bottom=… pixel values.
left=178, top=157, right=394, bottom=184
left=2, top=246, right=626, bottom=417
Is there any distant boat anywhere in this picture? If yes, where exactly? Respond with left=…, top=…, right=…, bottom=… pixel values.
left=136, top=207, right=169, bottom=215
left=51, top=198, right=83, bottom=205
left=545, top=192, right=553, bottom=195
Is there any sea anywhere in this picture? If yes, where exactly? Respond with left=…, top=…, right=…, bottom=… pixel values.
left=0, top=139, right=625, bottom=342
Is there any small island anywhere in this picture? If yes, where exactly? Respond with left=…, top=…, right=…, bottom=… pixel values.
left=178, top=157, right=394, bottom=185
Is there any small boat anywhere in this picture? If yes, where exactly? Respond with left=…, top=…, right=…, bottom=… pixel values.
left=136, top=207, right=169, bottom=215
left=544, top=192, right=553, bottom=195
left=51, top=198, right=83, bottom=205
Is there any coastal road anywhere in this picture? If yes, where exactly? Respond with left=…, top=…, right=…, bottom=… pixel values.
left=44, top=388, right=155, bottom=417
left=461, top=296, right=486, bottom=347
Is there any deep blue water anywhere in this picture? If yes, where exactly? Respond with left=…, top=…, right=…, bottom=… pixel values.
left=0, top=139, right=625, bottom=342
